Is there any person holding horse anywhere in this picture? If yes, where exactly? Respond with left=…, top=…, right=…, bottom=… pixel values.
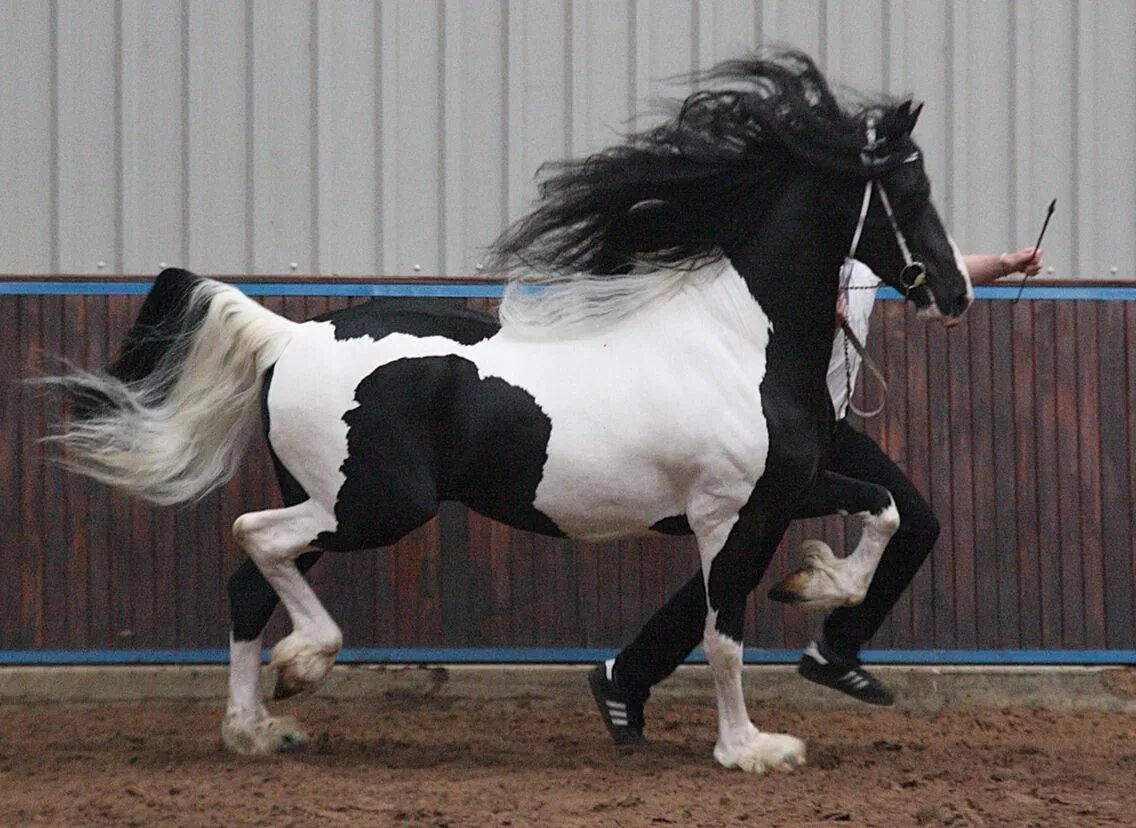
left=590, top=246, right=1042, bottom=742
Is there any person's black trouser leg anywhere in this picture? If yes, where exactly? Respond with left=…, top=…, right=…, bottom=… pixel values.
left=612, top=573, right=706, bottom=703
left=818, top=420, right=939, bottom=658
left=612, top=418, right=939, bottom=698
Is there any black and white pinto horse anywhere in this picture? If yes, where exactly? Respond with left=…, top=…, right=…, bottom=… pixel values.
left=47, top=51, right=971, bottom=773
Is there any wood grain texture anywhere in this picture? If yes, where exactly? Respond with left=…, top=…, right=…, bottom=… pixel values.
left=5, top=292, right=1134, bottom=652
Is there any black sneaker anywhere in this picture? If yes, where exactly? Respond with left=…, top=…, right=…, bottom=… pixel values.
left=798, top=640, right=896, bottom=706
left=588, top=661, right=648, bottom=745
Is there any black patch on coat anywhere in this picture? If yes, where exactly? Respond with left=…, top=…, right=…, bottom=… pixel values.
left=312, top=354, right=563, bottom=552
left=650, top=515, right=692, bottom=536
left=315, top=297, right=498, bottom=345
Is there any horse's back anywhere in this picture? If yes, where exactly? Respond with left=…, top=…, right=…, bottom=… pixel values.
left=310, top=296, right=498, bottom=344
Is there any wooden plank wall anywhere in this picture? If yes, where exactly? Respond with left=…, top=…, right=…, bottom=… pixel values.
left=2, top=292, right=1133, bottom=652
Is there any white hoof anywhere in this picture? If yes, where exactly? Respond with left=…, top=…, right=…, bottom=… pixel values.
left=222, top=710, right=309, bottom=756
left=714, top=727, right=806, bottom=774
left=271, top=632, right=340, bottom=699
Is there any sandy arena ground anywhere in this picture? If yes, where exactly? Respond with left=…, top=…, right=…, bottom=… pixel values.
left=1, top=693, right=1134, bottom=827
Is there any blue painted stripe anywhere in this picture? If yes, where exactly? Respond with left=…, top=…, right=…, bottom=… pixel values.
left=1, top=647, right=1133, bottom=666
left=0, top=281, right=506, bottom=298
left=3, top=280, right=1136, bottom=301
left=876, top=285, right=1136, bottom=301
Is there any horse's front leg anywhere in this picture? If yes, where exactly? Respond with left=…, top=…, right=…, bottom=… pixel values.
left=695, top=513, right=806, bottom=773
left=768, top=470, right=899, bottom=611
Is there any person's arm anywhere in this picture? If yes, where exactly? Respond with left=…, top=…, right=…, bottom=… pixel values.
left=963, top=247, right=1043, bottom=286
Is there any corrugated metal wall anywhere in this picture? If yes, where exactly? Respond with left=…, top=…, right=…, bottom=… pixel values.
left=1, top=0, right=1133, bottom=279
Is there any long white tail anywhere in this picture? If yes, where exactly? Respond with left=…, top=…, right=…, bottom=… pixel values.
left=43, top=268, right=299, bottom=505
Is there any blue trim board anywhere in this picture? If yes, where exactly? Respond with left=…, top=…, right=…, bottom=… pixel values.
left=0, top=281, right=505, bottom=298
left=1, top=648, right=1133, bottom=666
left=3, top=280, right=1136, bottom=301
left=875, top=285, right=1136, bottom=301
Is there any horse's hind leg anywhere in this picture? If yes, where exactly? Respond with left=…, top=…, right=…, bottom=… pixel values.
left=221, top=552, right=321, bottom=756
left=222, top=501, right=341, bottom=754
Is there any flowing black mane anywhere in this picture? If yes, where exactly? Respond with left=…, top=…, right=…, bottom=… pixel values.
left=489, top=49, right=919, bottom=275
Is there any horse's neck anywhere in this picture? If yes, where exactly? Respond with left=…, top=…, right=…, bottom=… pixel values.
left=727, top=179, right=847, bottom=397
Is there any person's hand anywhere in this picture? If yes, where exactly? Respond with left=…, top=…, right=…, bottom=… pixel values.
left=1000, top=247, right=1043, bottom=277
left=835, top=290, right=848, bottom=328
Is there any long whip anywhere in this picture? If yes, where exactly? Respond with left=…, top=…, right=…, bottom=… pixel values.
left=1012, top=198, right=1056, bottom=304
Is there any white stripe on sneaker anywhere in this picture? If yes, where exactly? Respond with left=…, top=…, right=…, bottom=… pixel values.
left=804, top=641, right=828, bottom=666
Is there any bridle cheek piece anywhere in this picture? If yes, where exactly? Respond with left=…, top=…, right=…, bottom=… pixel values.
left=845, top=177, right=926, bottom=298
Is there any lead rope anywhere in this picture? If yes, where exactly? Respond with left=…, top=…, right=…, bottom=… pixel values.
left=842, top=316, right=888, bottom=418
left=840, top=181, right=888, bottom=418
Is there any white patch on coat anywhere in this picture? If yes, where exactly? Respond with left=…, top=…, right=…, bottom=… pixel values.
left=265, top=264, right=773, bottom=541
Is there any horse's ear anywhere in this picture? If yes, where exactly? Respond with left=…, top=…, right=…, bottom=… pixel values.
left=905, top=102, right=924, bottom=133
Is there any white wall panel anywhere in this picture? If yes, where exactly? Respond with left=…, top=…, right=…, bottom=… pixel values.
left=823, top=0, right=887, bottom=90
left=250, top=0, right=313, bottom=274
left=761, top=0, right=823, bottom=61
left=55, top=2, right=117, bottom=273
left=1013, top=0, right=1077, bottom=280
left=121, top=0, right=185, bottom=273
left=886, top=0, right=951, bottom=223
left=380, top=0, right=442, bottom=274
left=950, top=0, right=1014, bottom=254
left=317, top=0, right=378, bottom=275
left=505, top=0, right=569, bottom=228
left=633, top=0, right=695, bottom=112
left=569, top=0, right=632, bottom=157
left=1075, top=0, right=1136, bottom=280
left=0, top=0, right=1131, bottom=280
left=443, top=0, right=506, bottom=273
left=695, top=0, right=759, bottom=70
left=0, top=1, right=53, bottom=272
left=187, top=1, right=249, bottom=274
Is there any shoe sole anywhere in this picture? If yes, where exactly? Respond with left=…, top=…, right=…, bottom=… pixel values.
left=798, top=664, right=896, bottom=707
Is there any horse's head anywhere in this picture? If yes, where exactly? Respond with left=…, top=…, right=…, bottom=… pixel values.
left=846, top=102, right=972, bottom=324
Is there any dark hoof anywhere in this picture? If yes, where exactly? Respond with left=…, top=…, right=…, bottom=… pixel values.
left=768, top=569, right=810, bottom=604
left=276, top=731, right=309, bottom=754
left=272, top=673, right=305, bottom=701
